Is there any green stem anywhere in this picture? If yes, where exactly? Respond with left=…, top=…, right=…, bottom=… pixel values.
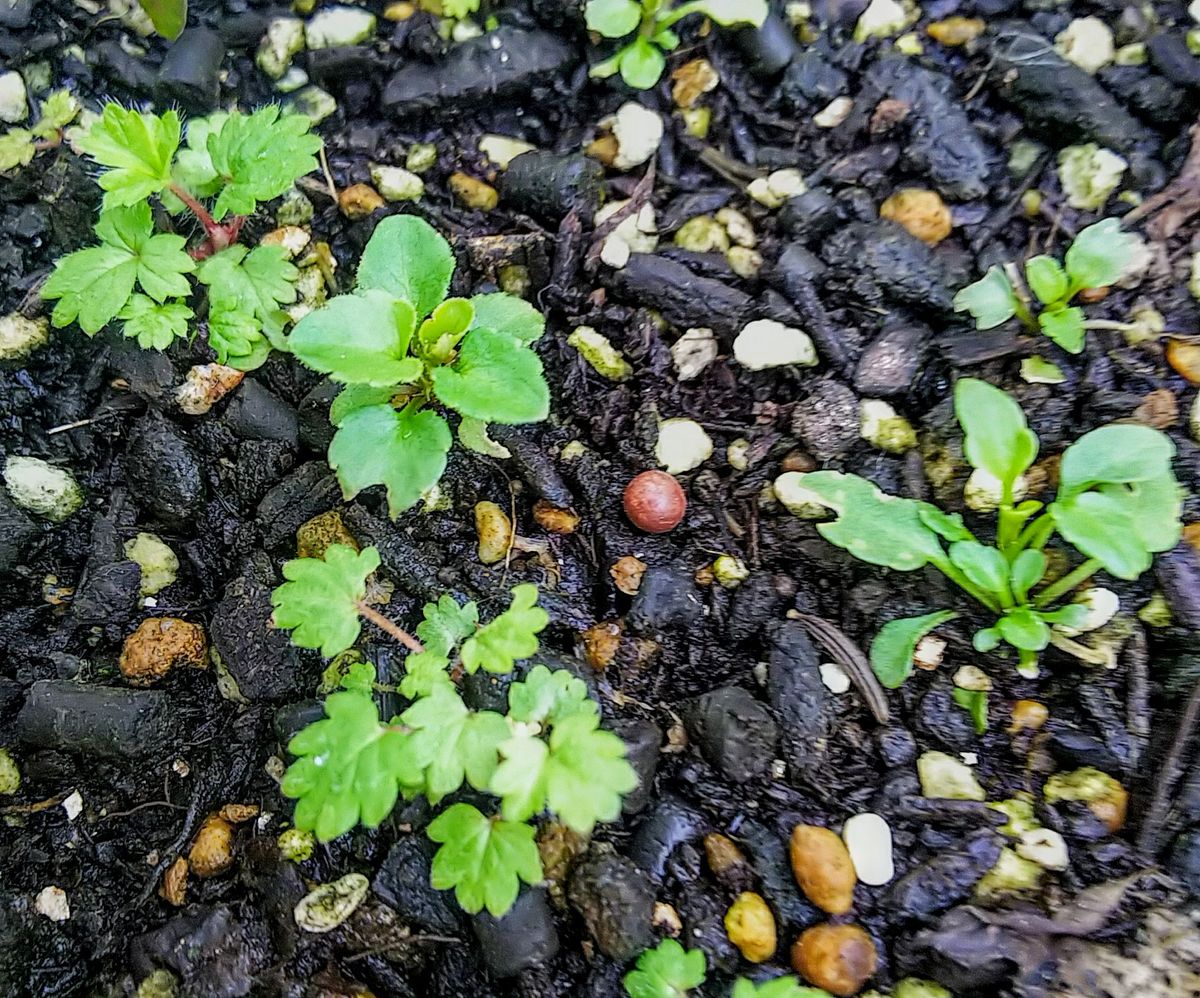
left=1017, top=648, right=1040, bottom=678
left=935, top=559, right=1002, bottom=614
left=1014, top=512, right=1055, bottom=552
left=656, top=0, right=710, bottom=30
left=1033, top=558, right=1102, bottom=608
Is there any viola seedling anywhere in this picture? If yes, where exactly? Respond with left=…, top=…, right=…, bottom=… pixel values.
left=41, top=103, right=321, bottom=366
left=271, top=545, right=637, bottom=917
left=585, top=0, right=769, bottom=89
left=954, top=219, right=1141, bottom=353
left=778, top=378, right=1182, bottom=681
left=286, top=214, right=551, bottom=517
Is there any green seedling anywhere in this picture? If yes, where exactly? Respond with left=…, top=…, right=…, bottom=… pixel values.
left=954, top=219, right=1141, bottom=353
left=0, top=90, right=80, bottom=173
left=138, top=0, right=188, bottom=38
left=778, top=378, right=1181, bottom=680
left=41, top=103, right=321, bottom=366
left=271, top=544, right=637, bottom=917
left=624, top=938, right=830, bottom=998
left=286, top=214, right=550, bottom=518
left=585, top=0, right=769, bottom=89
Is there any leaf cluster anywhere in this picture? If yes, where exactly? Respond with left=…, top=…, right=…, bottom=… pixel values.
left=953, top=219, right=1141, bottom=353
left=41, top=103, right=319, bottom=366
left=0, top=89, right=79, bottom=173
left=286, top=215, right=550, bottom=517
left=585, top=0, right=768, bottom=89
left=623, top=939, right=829, bottom=998
left=274, top=551, right=637, bottom=917
left=778, top=378, right=1181, bottom=681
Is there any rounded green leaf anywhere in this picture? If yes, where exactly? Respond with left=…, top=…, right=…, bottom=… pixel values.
left=997, top=607, right=1050, bottom=651
left=1025, top=255, right=1069, bottom=306
left=1064, top=218, right=1141, bottom=290
left=1058, top=424, right=1176, bottom=497
left=469, top=292, right=545, bottom=345
left=1049, top=490, right=1159, bottom=579
left=1038, top=306, right=1085, bottom=354
left=289, top=290, right=418, bottom=386
left=432, top=327, right=550, bottom=424
left=356, top=214, right=455, bottom=319
left=328, top=403, right=452, bottom=518
left=619, top=37, right=667, bottom=89
left=952, top=266, right=1018, bottom=330
left=1009, top=549, right=1046, bottom=603
left=949, top=541, right=1010, bottom=597
left=954, top=378, right=1038, bottom=492
left=870, top=610, right=958, bottom=688
left=584, top=0, right=641, bottom=36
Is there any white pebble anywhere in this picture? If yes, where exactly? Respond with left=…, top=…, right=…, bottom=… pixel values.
left=917, top=750, right=985, bottom=801
left=819, top=661, right=851, bottom=694
left=4, top=456, right=84, bottom=522
left=609, top=102, right=664, bottom=170
left=1057, top=144, right=1126, bottom=211
left=1017, top=828, right=1070, bottom=870
left=0, top=71, right=27, bottom=124
left=733, top=319, right=817, bottom=370
left=854, top=0, right=908, bottom=40
left=814, top=96, right=853, bottom=129
left=305, top=6, right=376, bottom=48
left=1055, top=17, right=1115, bottom=74
left=953, top=665, right=993, bottom=692
left=913, top=634, right=946, bottom=671
left=671, top=327, right=719, bottom=381
left=655, top=418, right=713, bottom=474
left=1054, top=587, right=1119, bottom=636
left=0, top=313, right=48, bottom=361
left=35, top=886, right=69, bottom=922
left=842, top=812, right=895, bottom=885
left=62, top=791, right=83, bottom=822
left=479, top=134, right=536, bottom=169
left=370, top=163, right=424, bottom=202
left=964, top=467, right=1028, bottom=511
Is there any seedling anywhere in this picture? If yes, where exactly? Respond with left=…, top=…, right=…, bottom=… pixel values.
left=286, top=214, right=550, bottom=517
left=779, top=378, right=1181, bottom=680
left=585, top=0, right=769, bottom=89
left=271, top=544, right=637, bottom=917
left=624, top=939, right=829, bottom=998
left=138, top=0, right=188, bottom=38
left=954, top=219, right=1141, bottom=353
left=41, top=103, right=321, bottom=367
left=0, top=90, right=80, bottom=173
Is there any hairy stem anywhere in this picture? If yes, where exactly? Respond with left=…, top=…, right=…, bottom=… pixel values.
left=1033, top=557, right=1102, bottom=608
left=169, top=182, right=219, bottom=233
left=356, top=602, right=425, bottom=654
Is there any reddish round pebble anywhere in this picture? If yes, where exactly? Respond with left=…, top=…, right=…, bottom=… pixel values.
left=624, top=470, right=687, bottom=534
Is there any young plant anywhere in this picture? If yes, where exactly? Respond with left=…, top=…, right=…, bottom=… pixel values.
left=624, top=939, right=828, bottom=998
left=138, top=0, right=188, bottom=38
left=41, top=103, right=321, bottom=367
left=271, top=544, right=637, bottom=917
left=777, top=378, right=1182, bottom=680
left=585, top=0, right=769, bottom=89
left=0, top=89, right=80, bottom=173
left=285, top=214, right=550, bottom=518
left=954, top=219, right=1141, bottom=353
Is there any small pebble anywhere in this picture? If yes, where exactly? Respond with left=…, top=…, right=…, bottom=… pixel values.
left=1009, top=699, right=1049, bottom=733
left=814, top=97, right=854, bottom=128
left=533, top=500, right=579, bottom=535
left=655, top=418, right=712, bottom=474
left=789, top=824, right=857, bottom=915
left=952, top=665, right=992, bottom=692
left=724, top=892, right=776, bottom=963
left=0, top=748, right=20, bottom=794
left=671, top=327, right=718, bottom=381
left=820, top=661, right=851, bottom=694
left=1055, top=16, right=1115, bottom=74
left=370, top=163, right=424, bottom=202
left=860, top=400, right=917, bottom=453
left=35, top=886, right=69, bottom=922
left=1017, top=828, right=1069, bottom=870
left=610, top=555, right=647, bottom=595
left=0, top=313, right=48, bottom=360
left=479, top=134, right=536, bottom=169
left=189, top=814, right=235, bottom=878
left=119, top=618, right=207, bottom=686
left=842, top=813, right=894, bottom=886
left=608, top=102, right=664, bottom=170
left=624, top=470, right=687, bottom=534
left=1167, top=340, right=1200, bottom=384
left=62, top=790, right=83, bottom=821
left=917, top=750, right=985, bottom=801
left=124, top=533, right=180, bottom=596
left=926, top=16, right=985, bottom=45
left=880, top=189, right=952, bottom=245
left=338, top=183, right=384, bottom=219
left=449, top=172, right=498, bottom=211
left=474, top=500, right=513, bottom=564
left=294, top=872, right=370, bottom=932
left=4, top=456, right=83, bottom=522
left=568, top=326, right=633, bottom=381
left=792, top=923, right=878, bottom=997
left=670, top=58, right=719, bottom=108
left=734, top=319, right=818, bottom=370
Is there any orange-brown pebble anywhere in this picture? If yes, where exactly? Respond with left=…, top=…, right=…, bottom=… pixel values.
left=189, top=815, right=235, bottom=878
left=585, top=134, right=619, bottom=167
left=1077, top=286, right=1110, bottom=304
left=1183, top=522, right=1200, bottom=552
left=789, top=824, right=857, bottom=915
left=791, top=923, right=878, bottom=997
left=119, top=617, right=208, bottom=687
left=724, top=891, right=777, bottom=963
left=533, top=499, right=581, bottom=535
left=1009, top=699, right=1050, bottom=734
left=338, top=183, right=385, bottom=219
left=581, top=620, right=623, bottom=671
left=610, top=555, right=648, bottom=596
left=1167, top=340, right=1200, bottom=384
left=780, top=450, right=817, bottom=474
left=926, top=16, right=986, bottom=45
left=624, top=470, right=687, bottom=533
left=670, top=58, right=719, bottom=109
left=297, top=510, right=359, bottom=560
left=218, top=803, right=260, bottom=824
left=704, top=832, right=753, bottom=890
left=1092, top=786, right=1129, bottom=834
left=880, top=189, right=953, bottom=245
left=449, top=171, right=498, bottom=211
left=160, top=856, right=188, bottom=906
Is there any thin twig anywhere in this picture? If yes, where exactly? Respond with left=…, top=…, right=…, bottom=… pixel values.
left=1137, top=674, right=1200, bottom=854
left=793, top=613, right=890, bottom=724
left=356, top=602, right=425, bottom=654
left=318, top=147, right=339, bottom=202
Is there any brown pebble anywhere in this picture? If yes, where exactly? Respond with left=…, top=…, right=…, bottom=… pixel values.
left=780, top=450, right=817, bottom=474
left=297, top=510, right=359, bottom=560
left=880, top=188, right=953, bottom=245
left=1077, top=285, right=1109, bottom=304
left=623, top=470, right=687, bottom=533
left=704, top=832, right=754, bottom=891
left=791, top=923, right=878, bottom=997
left=160, top=856, right=188, bottom=906
left=189, top=815, right=235, bottom=878
left=119, top=618, right=208, bottom=687
left=1091, top=785, right=1129, bottom=833
left=449, top=171, right=498, bottom=211
left=724, top=892, right=776, bottom=963
left=869, top=98, right=911, bottom=135
left=926, top=16, right=986, bottom=45
left=580, top=620, right=623, bottom=671
left=338, top=183, right=384, bottom=219
left=1131, top=388, right=1178, bottom=430
left=1167, top=340, right=1200, bottom=384
left=533, top=499, right=580, bottom=535
left=1009, top=699, right=1049, bottom=734
left=610, top=555, right=648, bottom=596
left=790, top=824, right=857, bottom=915
left=218, top=803, right=260, bottom=824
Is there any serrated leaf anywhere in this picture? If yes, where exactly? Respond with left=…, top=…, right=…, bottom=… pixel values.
left=289, top=291, right=420, bottom=386
left=775, top=470, right=946, bottom=571
left=356, top=214, right=455, bottom=319
left=340, top=659, right=377, bottom=694
left=952, top=688, right=988, bottom=735
left=461, top=583, right=548, bottom=675
left=1039, top=306, right=1085, bottom=353
left=43, top=202, right=195, bottom=333
left=469, top=292, right=545, bottom=345
left=953, top=266, right=1018, bottom=329
left=271, top=544, right=380, bottom=656
left=623, top=939, right=707, bottom=998
left=328, top=403, right=452, bottom=518
left=197, top=244, right=299, bottom=321
left=118, top=294, right=192, bottom=350
left=1025, top=255, right=1069, bottom=306
left=401, top=686, right=509, bottom=801
left=432, top=327, right=550, bottom=424
left=75, top=104, right=180, bottom=209
left=730, top=977, right=831, bottom=998
left=619, top=36, right=667, bottom=89
left=870, top=610, right=958, bottom=688
left=399, top=649, right=455, bottom=699
left=507, top=665, right=597, bottom=726
left=416, top=594, right=479, bottom=658
left=0, top=129, right=35, bottom=172
left=282, top=690, right=419, bottom=840
left=165, top=113, right=228, bottom=211
left=427, top=803, right=543, bottom=916
left=585, top=0, right=641, bottom=36
left=139, top=0, right=188, bottom=38
left=1064, top=218, right=1140, bottom=290
left=458, top=416, right=512, bottom=458
left=543, top=714, right=637, bottom=833
left=207, top=302, right=263, bottom=365
left=34, top=90, right=80, bottom=138
left=330, top=385, right=397, bottom=427
left=954, top=378, right=1038, bottom=494
left=204, top=106, right=322, bottom=220
left=490, top=732, right=549, bottom=821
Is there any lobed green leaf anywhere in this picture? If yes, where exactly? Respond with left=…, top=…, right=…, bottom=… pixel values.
left=461, top=583, right=549, bottom=675
left=623, top=939, right=707, bottom=998
left=76, top=105, right=181, bottom=209
left=271, top=544, right=380, bottom=657
left=118, top=294, right=192, bottom=350
left=427, top=803, right=543, bottom=916
left=401, top=686, right=509, bottom=802
left=1038, top=306, right=1085, bottom=354
left=507, top=665, right=598, bottom=726
left=953, top=266, right=1018, bottom=330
